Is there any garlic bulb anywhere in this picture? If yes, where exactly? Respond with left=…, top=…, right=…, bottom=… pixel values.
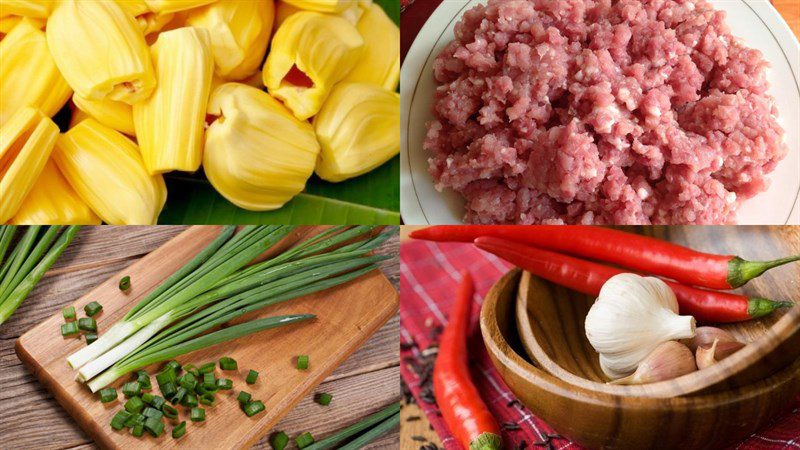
left=585, top=273, right=696, bottom=379
left=609, top=341, right=697, bottom=385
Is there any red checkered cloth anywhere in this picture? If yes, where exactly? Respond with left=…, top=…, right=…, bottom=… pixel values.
left=400, top=240, right=800, bottom=449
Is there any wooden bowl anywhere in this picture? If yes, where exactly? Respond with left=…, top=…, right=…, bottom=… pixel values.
left=480, top=269, right=800, bottom=449
left=515, top=271, right=800, bottom=397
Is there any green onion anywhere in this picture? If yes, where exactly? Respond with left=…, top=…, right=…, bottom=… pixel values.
left=182, top=393, right=199, bottom=408
left=199, top=393, right=215, bottom=406
left=172, top=421, right=186, bottom=439
left=198, top=362, right=215, bottom=373
left=190, top=407, right=205, bottom=422
left=99, top=388, right=117, bottom=403
left=171, top=387, right=187, bottom=405
left=337, top=413, right=400, bottom=450
left=0, top=226, right=79, bottom=325
left=111, top=410, right=131, bottom=430
left=119, top=276, right=131, bottom=291
left=162, top=404, right=178, bottom=419
left=122, top=381, right=140, bottom=398
left=219, top=357, right=237, bottom=371
left=303, top=403, right=400, bottom=450
left=179, top=372, right=197, bottom=390
left=144, top=416, right=164, bottom=437
left=270, top=431, right=290, bottom=450
left=237, top=391, right=251, bottom=404
left=85, top=333, right=98, bottom=345
left=296, top=355, right=309, bottom=370
left=124, top=396, right=144, bottom=413
left=135, top=371, right=151, bottom=390
left=164, top=360, right=181, bottom=373
left=84, top=301, right=103, bottom=317
left=77, top=317, right=97, bottom=332
left=245, top=369, right=258, bottom=384
left=143, top=407, right=163, bottom=420
left=124, top=412, right=144, bottom=428
left=62, top=306, right=76, bottom=321
left=244, top=400, right=265, bottom=417
left=202, top=372, right=215, bottom=389
left=142, top=392, right=154, bottom=403
left=160, top=381, right=177, bottom=399
left=182, top=363, right=198, bottom=376
left=314, top=393, right=332, bottom=406
left=150, top=395, right=166, bottom=410
left=131, top=423, right=144, bottom=437
left=216, top=378, right=232, bottom=390
left=61, top=322, right=79, bottom=337
left=295, top=432, right=315, bottom=448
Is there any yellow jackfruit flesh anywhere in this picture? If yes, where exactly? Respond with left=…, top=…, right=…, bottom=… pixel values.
left=0, top=107, right=59, bottom=223
left=186, top=0, right=274, bottom=81
left=11, top=161, right=101, bottom=225
left=0, top=19, right=72, bottom=126
left=116, top=1, right=175, bottom=35
left=281, top=0, right=351, bottom=13
left=46, top=0, right=156, bottom=105
left=313, top=82, right=399, bottom=182
left=73, top=95, right=136, bottom=136
left=274, top=0, right=361, bottom=29
left=144, top=0, right=217, bottom=14
left=53, top=119, right=167, bottom=225
left=263, top=11, right=363, bottom=120
left=204, top=83, right=320, bottom=211
left=133, top=27, right=214, bottom=174
left=0, top=14, right=44, bottom=34
left=0, top=0, right=52, bottom=19
left=343, top=2, right=399, bottom=90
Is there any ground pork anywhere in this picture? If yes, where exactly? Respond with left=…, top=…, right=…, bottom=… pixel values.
left=425, top=0, right=788, bottom=224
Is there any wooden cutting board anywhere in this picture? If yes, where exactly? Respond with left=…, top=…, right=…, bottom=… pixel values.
left=15, top=226, right=399, bottom=449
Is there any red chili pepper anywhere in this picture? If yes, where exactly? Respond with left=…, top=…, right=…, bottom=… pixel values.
left=474, top=237, right=794, bottom=323
left=411, top=226, right=800, bottom=290
left=433, top=271, right=502, bottom=450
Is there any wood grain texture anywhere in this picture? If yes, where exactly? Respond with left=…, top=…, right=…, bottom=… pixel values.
left=481, top=268, right=800, bottom=450
left=0, top=226, right=400, bottom=450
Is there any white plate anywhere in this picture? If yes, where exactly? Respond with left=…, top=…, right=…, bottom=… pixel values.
left=401, top=0, right=800, bottom=225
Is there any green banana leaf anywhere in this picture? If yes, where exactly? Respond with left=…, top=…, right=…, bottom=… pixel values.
left=158, top=0, right=400, bottom=225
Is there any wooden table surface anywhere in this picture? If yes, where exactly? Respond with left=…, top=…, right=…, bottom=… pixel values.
left=0, top=226, right=400, bottom=450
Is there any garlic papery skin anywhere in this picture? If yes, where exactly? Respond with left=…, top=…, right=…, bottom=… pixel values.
left=681, top=326, right=739, bottom=352
left=585, top=273, right=696, bottom=379
left=609, top=341, right=697, bottom=385
left=695, top=338, right=746, bottom=369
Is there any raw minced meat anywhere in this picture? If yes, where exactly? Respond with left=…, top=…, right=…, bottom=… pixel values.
left=424, top=0, right=788, bottom=224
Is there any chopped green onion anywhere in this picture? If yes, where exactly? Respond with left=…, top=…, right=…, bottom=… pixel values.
left=219, top=357, right=237, bottom=371
left=84, top=301, right=103, bottom=317
left=197, top=383, right=218, bottom=395
left=99, top=388, right=117, bottom=403
left=245, top=369, right=258, bottom=384
left=143, top=407, right=163, bottom=420
left=182, top=363, right=198, bottom=376
left=171, top=386, right=187, bottom=405
left=190, top=407, right=205, bottom=422
left=131, top=423, right=144, bottom=437
left=244, top=400, right=265, bottom=417
left=141, top=392, right=154, bottom=404
left=164, top=360, right=181, bottom=373
left=111, top=410, right=131, bottom=430
left=199, top=393, right=215, bottom=406
left=135, top=371, right=151, bottom=390
left=162, top=404, right=178, bottom=419
left=85, top=333, right=98, bottom=345
left=61, top=322, right=79, bottom=337
left=270, top=431, right=290, bottom=450
left=296, top=355, right=309, bottom=370
left=237, top=391, right=251, bottom=405
left=150, top=395, right=166, bottom=410
left=198, top=362, right=215, bottom=374
left=119, top=275, right=131, bottom=291
left=181, top=393, right=198, bottom=408
left=295, top=432, right=315, bottom=448
left=77, top=317, right=97, bottom=332
left=216, top=378, right=232, bottom=390
left=124, top=396, right=144, bottom=413
left=62, top=306, right=76, bottom=321
left=314, top=393, right=332, bottom=406
left=156, top=369, right=176, bottom=385
left=122, top=381, right=141, bottom=398
left=123, top=412, right=143, bottom=428
left=179, top=372, right=197, bottom=390
left=160, top=381, right=177, bottom=399
left=202, top=372, right=216, bottom=389
left=144, top=416, right=164, bottom=437
left=172, top=421, right=186, bottom=439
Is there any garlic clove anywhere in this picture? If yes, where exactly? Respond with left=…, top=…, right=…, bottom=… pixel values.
left=681, top=326, right=738, bottom=352
left=609, top=341, right=697, bottom=385
left=695, top=338, right=746, bottom=369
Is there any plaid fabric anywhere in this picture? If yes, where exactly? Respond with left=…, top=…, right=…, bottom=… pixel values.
left=400, top=240, right=800, bottom=449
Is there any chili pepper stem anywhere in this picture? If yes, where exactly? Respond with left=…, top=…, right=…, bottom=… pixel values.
left=747, top=298, right=795, bottom=319
left=470, top=432, right=503, bottom=450
left=728, top=255, right=800, bottom=288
